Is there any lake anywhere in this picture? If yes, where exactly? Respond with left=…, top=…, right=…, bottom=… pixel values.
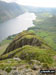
left=0, top=12, right=36, bottom=42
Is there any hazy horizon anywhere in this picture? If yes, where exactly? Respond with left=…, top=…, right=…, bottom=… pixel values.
left=1, top=0, right=56, bottom=8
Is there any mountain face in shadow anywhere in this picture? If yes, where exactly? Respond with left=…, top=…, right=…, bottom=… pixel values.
left=0, top=1, right=25, bottom=23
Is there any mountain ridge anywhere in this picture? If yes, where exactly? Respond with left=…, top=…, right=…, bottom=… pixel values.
left=0, top=1, right=25, bottom=23
left=0, top=31, right=56, bottom=68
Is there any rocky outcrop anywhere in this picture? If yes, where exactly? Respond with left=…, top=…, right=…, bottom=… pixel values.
left=3, top=31, right=43, bottom=54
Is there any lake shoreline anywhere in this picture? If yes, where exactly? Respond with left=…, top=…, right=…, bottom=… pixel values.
left=0, top=12, right=36, bottom=42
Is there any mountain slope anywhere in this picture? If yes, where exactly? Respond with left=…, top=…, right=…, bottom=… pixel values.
left=0, top=1, right=25, bottom=23
left=3, top=31, right=50, bottom=55
left=0, top=31, right=56, bottom=72
left=28, top=12, right=56, bottom=50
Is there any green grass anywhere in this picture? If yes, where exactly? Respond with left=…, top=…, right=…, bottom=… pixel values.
left=0, top=34, right=15, bottom=55
left=0, top=45, right=56, bottom=69
left=0, top=39, right=11, bottom=46
left=3, top=31, right=52, bottom=55
left=0, top=31, right=56, bottom=69
left=28, top=12, right=56, bottom=50
left=0, top=40, right=12, bottom=55
left=3, top=45, right=55, bottom=64
left=0, top=44, right=8, bottom=55
left=0, top=31, right=55, bottom=65
left=0, top=57, right=30, bottom=70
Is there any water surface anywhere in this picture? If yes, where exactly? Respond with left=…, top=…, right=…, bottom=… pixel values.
left=0, top=12, right=36, bottom=42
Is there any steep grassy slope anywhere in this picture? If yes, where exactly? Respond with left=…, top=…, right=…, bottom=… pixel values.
left=28, top=12, right=56, bottom=50
left=0, top=45, right=56, bottom=67
left=3, top=31, right=50, bottom=55
left=0, top=31, right=56, bottom=69
left=0, top=1, right=25, bottom=23
left=0, top=34, right=16, bottom=55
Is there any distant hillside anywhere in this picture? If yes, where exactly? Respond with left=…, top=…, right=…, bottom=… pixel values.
left=24, top=5, right=56, bottom=14
left=0, top=1, right=56, bottom=23
left=28, top=12, right=56, bottom=50
left=0, top=1, right=25, bottom=23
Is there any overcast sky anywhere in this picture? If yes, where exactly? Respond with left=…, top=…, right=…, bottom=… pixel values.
left=1, top=0, right=56, bottom=8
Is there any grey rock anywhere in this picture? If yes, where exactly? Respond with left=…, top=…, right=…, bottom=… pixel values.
left=13, top=57, right=21, bottom=61
left=11, top=67, right=17, bottom=70
left=32, top=64, right=41, bottom=70
left=0, top=70, right=7, bottom=75
left=12, top=72, right=19, bottom=75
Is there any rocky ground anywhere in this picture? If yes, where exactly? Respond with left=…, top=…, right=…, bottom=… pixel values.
left=0, top=60, right=41, bottom=75
left=0, top=31, right=56, bottom=75
left=0, top=60, right=56, bottom=75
